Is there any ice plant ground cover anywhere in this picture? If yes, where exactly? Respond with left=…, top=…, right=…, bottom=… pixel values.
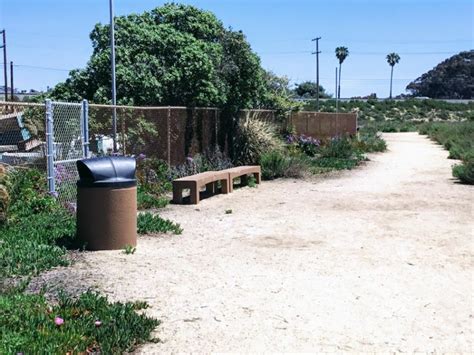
left=0, top=167, right=182, bottom=353
left=0, top=290, right=159, bottom=354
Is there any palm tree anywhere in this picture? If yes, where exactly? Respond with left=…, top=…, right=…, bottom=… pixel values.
left=335, top=46, right=349, bottom=100
left=386, top=52, right=401, bottom=99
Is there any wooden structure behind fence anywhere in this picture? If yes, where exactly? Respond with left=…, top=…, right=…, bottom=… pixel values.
left=288, top=112, right=357, bottom=138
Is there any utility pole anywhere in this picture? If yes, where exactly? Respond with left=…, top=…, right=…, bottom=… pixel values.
left=311, top=37, right=321, bottom=111
left=109, top=0, right=118, bottom=153
left=1, top=29, right=7, bottom=101
left=10, top=61, right=13, bottom=100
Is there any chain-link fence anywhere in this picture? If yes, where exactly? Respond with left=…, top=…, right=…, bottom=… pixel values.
left=87, top=104, right=276, bottom=165
left=1, top=100, right=278, bottom=206
left=49, top=101, right=86, bottom=206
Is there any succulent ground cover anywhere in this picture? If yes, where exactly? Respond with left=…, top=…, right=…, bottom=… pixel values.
left=0, top=166, right=182, bottom=353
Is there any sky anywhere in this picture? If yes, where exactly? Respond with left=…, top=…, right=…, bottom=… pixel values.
left=0, top=0, right=473, bottom=98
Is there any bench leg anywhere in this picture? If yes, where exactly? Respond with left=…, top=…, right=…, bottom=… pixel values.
left=206, top=182, right=216, bottom=194
left=221, top=178, right=229, bottom=194
left=229, top=177, right=235, bottom=193
left=190, top=185, right=200, bottom=204
left=172, top=186, right=183, bottom=204
left=254, top=172, right=261, bottom=184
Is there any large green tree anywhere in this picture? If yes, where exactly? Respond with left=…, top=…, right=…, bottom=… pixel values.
left=50, top=3, right=269, bottom=109
left=406, top=50, right=473, bottom=99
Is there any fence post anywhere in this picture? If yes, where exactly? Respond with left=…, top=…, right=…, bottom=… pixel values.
left=167, top=106, right=171, bottom=166
left=81, top=99, right=89, bottom=158
left=45, top=99, right=55, bottom=194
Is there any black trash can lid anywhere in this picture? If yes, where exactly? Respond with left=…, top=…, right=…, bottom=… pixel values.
left=77, top=156, right=136, bottom=188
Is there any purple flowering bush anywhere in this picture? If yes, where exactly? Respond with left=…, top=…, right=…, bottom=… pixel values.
left=286, top=134, right=321, bottom=157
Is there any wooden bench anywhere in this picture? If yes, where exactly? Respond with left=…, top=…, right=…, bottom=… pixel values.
left=172, top=170, right=230, bottom=205
left=225, top=165, right=261, bottom=192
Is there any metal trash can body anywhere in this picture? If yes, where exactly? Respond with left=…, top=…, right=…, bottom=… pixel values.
left=76, top=156, right=137, bottom=250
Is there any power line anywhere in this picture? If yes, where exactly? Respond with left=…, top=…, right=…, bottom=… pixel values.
left=0, top=63, right=73, bottom=72
left=258, top=50, right=460, bottom=56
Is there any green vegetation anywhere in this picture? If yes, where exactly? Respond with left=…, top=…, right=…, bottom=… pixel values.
left=123, top=244, right=137, bottom=255
left=406, top=50, right=473, bottom=99
left=137, top=212, right=183, bottom=235
left=417, top=121, right=474, bottom=184
left=452, top=160, right=474, bottom=184
left=0, top=290, right=159, bottom=354
left=0, top=168, right=76, bottom=278
left=234, top=112, right=283, bottom=165
left=293, top=81, right=331, bottom=99
left=418, top=121, right=473, bottom=160
left=0, top=166, right=185, bottom=352
left=260, top=150, right=310, bottom=180
left=304, top=98, right=474, bottom=122
left=136, top=157, right=172, bottom=209
left=47, top=3, right=296, bottom=116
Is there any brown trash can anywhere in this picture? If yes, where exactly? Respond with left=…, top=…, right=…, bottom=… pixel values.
left=76, top=157, right=137, bottom=250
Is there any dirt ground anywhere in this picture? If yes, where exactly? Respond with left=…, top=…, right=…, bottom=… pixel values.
left=36, top=133, right=473, bottom=352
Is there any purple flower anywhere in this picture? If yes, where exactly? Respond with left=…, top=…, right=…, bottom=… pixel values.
left=49, top=191, right=59, bottom=198
left=95, top=320, right=102, bottom=327
left=186, top=157, right=194, bottom=164
left=65, top=202, right=77, bottom=214
left=54, top=317, right=64, bottom=326
left=137, top=153, right=146, bottom=160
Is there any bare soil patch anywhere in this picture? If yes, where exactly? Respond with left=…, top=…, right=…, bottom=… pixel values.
left=34, top=133, right=473, bottom=352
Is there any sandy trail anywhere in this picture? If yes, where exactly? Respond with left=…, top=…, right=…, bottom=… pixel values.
left=45, top=133, right=473, bottom=352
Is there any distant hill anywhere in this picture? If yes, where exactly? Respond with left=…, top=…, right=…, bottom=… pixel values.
left=406, top=50, right=473, bottom=99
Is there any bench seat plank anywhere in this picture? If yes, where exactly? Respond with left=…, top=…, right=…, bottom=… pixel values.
left=225, top=165, right=261, bottom=192
left=172, top=171, right=229, bottom=204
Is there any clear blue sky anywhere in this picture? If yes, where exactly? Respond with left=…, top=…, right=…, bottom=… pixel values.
left=0, top=0, right=473, bottom=98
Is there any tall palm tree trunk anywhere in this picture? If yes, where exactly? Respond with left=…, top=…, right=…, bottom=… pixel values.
left=338, top=63, right=342, bottom=100
left=389, top=65, right=394, bottom=99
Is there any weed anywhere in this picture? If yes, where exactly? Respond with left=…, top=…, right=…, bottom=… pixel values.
left=137, top=212, right=183, bottom=235
left=123, top=244, right=137, bottom=255
left=225, top=209, right=233, bottom=214
left=247, top=175, right=257, bottom=188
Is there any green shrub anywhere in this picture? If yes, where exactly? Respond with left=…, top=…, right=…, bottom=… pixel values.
left=260, top=150, right=309, bottom=180
left=355, top=127, right=387, bottom=153
left=137, top=188, right=169, bottom=209
left=452, top=159, right=474, bottom=184
left=137, top=212, right=183, bottom=235
left=234, top=112, right=283, bottom=165
left=136, top=157, right=172, bottom=209
left=319, top=136, right=354, bottom=159
left=0, top=291, right=159, bottom=354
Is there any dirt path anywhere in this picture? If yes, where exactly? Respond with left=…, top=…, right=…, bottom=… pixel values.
left=51, top=133, right=473, bottom=352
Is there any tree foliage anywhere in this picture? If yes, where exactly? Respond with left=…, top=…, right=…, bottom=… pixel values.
left=406, top=50, right=473, bottom=99
left=49, top=3, right=281, bottom=109
left=386, top=53, right=400, bottom=67
left=294, top=81, right=331, bottom=99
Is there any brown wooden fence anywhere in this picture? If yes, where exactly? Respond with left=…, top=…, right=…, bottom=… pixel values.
left=288, top=112, right=357, bottom=138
